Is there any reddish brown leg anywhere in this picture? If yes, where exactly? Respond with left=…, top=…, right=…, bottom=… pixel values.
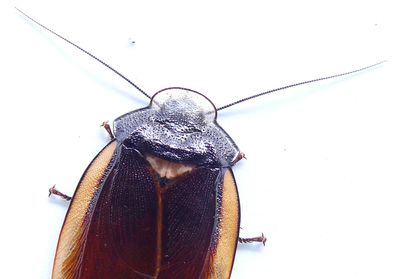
left=239, top=233, right=267, bottom=246
left=101, top=120, right=115, bottom=140
left=232, top=151, right=246, bottom=165
left=48, top=185, right=72, bottom=201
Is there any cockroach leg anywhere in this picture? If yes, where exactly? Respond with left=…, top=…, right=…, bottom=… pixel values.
left=49, top=185, right=72, bottom=201
left=238, top=233, right=267, bottom=246
left=232, top=152, right=246, bottom=165
left=101, top=120, right=115, bottom=140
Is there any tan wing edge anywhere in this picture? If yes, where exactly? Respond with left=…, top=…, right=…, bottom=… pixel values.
left=209, top=169, right=240, bottom=279
left=52, top=141, right=117, bottom=279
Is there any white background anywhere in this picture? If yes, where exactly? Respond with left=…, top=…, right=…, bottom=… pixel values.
left=1, top=0, right=399, bottom=278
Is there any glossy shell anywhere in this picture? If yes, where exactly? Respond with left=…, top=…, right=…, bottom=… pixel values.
left=114, top=88, right=240, bottom=166
left=52, top=88, right=242, bottom=278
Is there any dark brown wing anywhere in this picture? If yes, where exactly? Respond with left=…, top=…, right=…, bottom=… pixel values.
left=52, top=140, right=118, bottom=278
left=52, top=142, right=240, bottom=279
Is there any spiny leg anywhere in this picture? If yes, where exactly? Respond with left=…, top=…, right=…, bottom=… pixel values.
left=239, top=233, right=267, bottom=246
left=48, top=185, right=72, bottom=201
left=232, top=151, right=246, bottom=165
left=101, top=120, right=115, bottom=140
left=49, top=120, right=114, bottom=202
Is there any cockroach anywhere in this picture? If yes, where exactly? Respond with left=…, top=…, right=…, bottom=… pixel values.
left=17, top=8, right=384, bottom=279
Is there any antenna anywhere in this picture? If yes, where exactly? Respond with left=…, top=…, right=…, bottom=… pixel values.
left=16, top=8, right=151, bottom=100
left=217, top=61, right=386, bottom=111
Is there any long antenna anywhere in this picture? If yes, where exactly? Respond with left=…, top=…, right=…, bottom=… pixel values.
left=217, top=61, right=386, bottom=111
left=16, top=8, right=151, bottom=99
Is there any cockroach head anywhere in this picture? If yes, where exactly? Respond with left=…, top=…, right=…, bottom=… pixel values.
left=150, top=87, right=217, bottom=125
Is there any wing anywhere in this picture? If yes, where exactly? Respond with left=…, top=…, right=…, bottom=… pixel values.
left=52, top=140, right=119, bottom=279
left=52, top=142, right=240, bottom=279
